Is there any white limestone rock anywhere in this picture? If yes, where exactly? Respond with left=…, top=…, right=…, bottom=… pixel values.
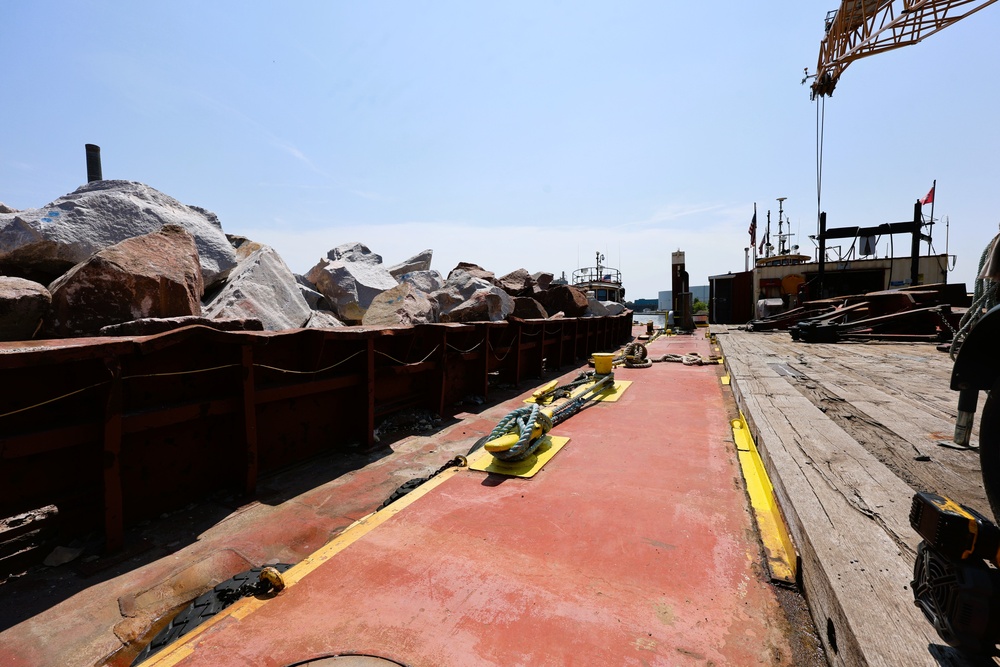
left=0, top=180, right=236, bottom=287
left=400, top=269, right=445, bottom=295
left=585, top=297, right=611, bottom=317
left=602, top=301, right=626, bottom=315
left=203, top=245, right=312, bottom=331
left=305, top=258, right=399, bottom=323
left=388, top=249, right=433, bottom=279
left=304, top=310, right=345, bottom=329
left=326, top=242, right=383, bottom=265
left=294, top=275, right=330, bottom=310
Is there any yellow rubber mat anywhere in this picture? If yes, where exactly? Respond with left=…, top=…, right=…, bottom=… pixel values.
left=467, top=435, right=571, bottom=478
left=525, top=380, right=632, bottom=405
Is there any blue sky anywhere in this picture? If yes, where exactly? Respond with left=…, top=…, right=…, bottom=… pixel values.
left=3, top=2, right=998, bottom=299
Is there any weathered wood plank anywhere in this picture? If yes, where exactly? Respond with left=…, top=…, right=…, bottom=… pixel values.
left=719, top=329, right=977, bottom=666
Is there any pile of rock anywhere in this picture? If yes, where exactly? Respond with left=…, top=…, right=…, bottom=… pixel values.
left=0, top=181, right=624, bottom=342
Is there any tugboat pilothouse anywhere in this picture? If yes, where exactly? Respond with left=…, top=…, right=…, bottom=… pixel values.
left=573, top=252, right=625, bottom=303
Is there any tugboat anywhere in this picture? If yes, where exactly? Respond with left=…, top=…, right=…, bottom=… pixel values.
left=572, top=251, right=625, bottom=303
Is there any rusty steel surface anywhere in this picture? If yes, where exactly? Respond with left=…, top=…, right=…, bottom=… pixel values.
left=0, top=315, right=632, bottom=573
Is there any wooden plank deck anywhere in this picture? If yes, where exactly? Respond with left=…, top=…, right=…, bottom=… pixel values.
left=716, top=327, right=988, bottom=667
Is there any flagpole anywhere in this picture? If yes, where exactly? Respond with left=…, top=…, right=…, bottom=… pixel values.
left=753, top=203, right=758, bottom=264
left=928, top=179, right=936, bottom=254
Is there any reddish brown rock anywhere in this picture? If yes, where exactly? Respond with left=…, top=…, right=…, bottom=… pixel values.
left=447, top=262, right=496, bottom=285
left=535, top=285, right=589, bottom=318
left=0, top=276, right=50, bottom=341
left=440, top=287, right=513, bottom=323
left=532, top=271, right=554, bottom=291
left=512, top=297, right=548, bottom=320
left=44, top=225, right=204, bottom=337
left=497, top=268, right=534, bottom=297
left=362, top=283, right=435, bottom=327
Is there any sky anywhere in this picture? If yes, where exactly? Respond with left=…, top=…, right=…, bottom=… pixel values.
left=3, top=1, right=999, bottom=300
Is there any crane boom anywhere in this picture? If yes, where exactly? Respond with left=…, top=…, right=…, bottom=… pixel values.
left=811, top=0, right=997, bottom=97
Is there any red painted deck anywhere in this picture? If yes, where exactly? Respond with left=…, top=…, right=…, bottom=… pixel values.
left=149, top=333, right=797, bottom=666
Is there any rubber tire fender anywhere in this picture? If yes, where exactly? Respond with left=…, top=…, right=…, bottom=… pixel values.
left=979, top=379, right=1000, bottom=523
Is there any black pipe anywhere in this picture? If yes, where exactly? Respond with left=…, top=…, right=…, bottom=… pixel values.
left=818, top=211, right=826, bottom=298
left=911, top=200, right=922, bottom=286
left=85, top=144, right=102, bottom=182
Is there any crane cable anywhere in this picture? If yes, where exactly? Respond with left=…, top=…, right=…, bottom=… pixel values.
left=815, top=94, right=826, bottom=237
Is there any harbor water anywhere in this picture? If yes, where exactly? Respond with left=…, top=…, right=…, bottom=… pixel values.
left=631, top=312, right=666, bottom=329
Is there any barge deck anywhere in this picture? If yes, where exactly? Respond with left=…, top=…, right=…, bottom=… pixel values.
left=1, top=329, right=824, bottom=666
left=4, top=323, right=982, bottom=666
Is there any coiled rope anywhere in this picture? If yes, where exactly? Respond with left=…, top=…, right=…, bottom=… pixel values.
left=613, top=342, right=718, bottom=367
left=485, top=403, right=554, bottom=462
left=651, top=352, right=718, bottom=366
left=622, top=342, right=651, bottom=368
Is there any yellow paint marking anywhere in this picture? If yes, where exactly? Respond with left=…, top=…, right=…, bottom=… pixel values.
left=138, top=467, right=463, bottom=666
left=731, top=414, right=796, bottom=584
left=721, top=375, right=731, bottom=385
left=467, top=435, right=570, bottom=477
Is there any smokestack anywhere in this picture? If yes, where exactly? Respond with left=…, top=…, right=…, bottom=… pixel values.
left=85, top=144, right=102, bottom=182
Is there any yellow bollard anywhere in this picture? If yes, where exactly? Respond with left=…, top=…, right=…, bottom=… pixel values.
left=593, top=352, right=614, bottom=375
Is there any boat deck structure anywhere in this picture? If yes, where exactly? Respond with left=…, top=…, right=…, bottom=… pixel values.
left=0, top=322, right=987, bottom=665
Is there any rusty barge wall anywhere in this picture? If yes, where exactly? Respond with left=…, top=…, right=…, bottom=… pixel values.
left=0, top=313, right=632, bottom=573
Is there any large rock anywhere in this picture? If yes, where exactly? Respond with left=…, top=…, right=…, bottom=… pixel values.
left=203, top=245, right=312, bottom=331
left=305, top=258, right=398, bottom=323
left=440, top=287, right=513, bottom=323
left=304, top=310, right=345, bottom=329
left=226, top=234, right=266, bottom=261
left=0, top=277, right=50, bottom=341
left=512, top=296, right=548, bottom=320
left=532, top=271, right=554, bottom=291
left=428, top=269, right=494, bottom=319
left=326, top=242, right=383, bottom=265
left=603, top=301, right=626, bottom=316
left=362, top=283, right=435, bottom=327
left=44, top=225, right=204, bottom=337
left=535, top=285, right=589, bottom=318
left=585, top=297, right=611, bottom=317
left=0, top=180, right=237, bottom=287
left=497, top=268, right=534, bottom=297
left=400, top=269, right=444, bottom=295
left=447, top=262, right=496, bottom=285
left=294, top=275, right=331, bottom=310
left=388, top=249, right=432, bottom=279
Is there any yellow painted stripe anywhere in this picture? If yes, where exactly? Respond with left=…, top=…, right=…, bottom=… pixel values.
left=721, top=375, right=731, bottom=385
left=731, top=414, right=796, bottom=584
left=139, top=466, right=463, bottom=666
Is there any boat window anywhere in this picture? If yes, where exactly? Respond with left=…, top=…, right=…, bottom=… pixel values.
left=597, top=289, right=607, bottom=300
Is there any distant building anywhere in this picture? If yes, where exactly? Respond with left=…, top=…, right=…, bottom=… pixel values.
left=631, top=298, right=658, bottom=311
left=658, top=286, right=709, bottom=311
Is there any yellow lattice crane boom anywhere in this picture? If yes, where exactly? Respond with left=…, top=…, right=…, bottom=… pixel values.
left=811, top=0, right=997, bottom=97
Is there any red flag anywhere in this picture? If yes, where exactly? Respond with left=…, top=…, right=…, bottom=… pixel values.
left=748, top=211, right=757, bottom=246
left=921, top=185, right=935, bottom=205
